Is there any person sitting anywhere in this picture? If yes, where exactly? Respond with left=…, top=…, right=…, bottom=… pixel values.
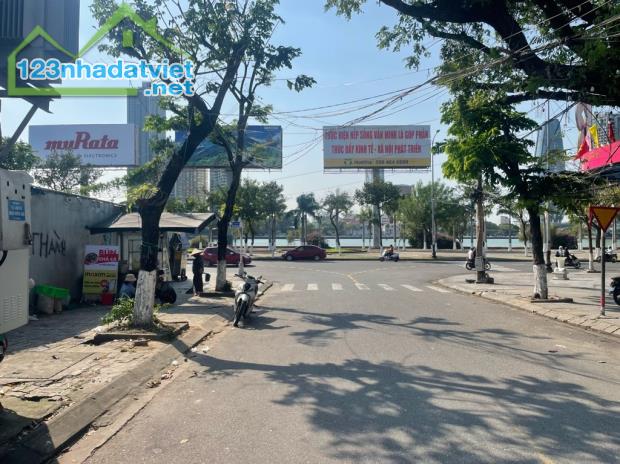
left=386, top=244, right=395, bottom=257
left=564, top=247, right=571, bottom=259
left=467, top=247, right=476, bottom=262
left=119, top=274, right=136, bottom=299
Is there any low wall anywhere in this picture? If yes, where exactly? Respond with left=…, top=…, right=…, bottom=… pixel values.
left=30, top=188, right=124, bottom=300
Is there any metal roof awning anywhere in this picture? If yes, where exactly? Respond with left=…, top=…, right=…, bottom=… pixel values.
left=89, top=212, right=217, bottom=234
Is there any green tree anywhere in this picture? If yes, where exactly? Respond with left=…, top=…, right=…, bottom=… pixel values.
left=34, top=151, right=102, bottom=195
left=354, top=180, right=401, bottom=248
left=292, top=193, right=321, bottom=245
left=259, top=181, right=287, bottom=252
left=357, top=207, right=374, bottom=250
left=0, top=138, right=40, bottom=171
left=165, top=196, right=211, bottom=214
left=327, top=0, right=620, bottom=106
left=441, top=90, right=567, bottom=297
left=322, top=190, right=353, bottom=250
left=236, top=179, right=262, bottom=248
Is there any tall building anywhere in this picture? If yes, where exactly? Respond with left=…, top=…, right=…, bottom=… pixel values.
left=209, top=168, right=233, bottom=192
left=535, top=118, right=565, bottom=172
left=127, top=82, right=165, bottom=166
left=172, top=169, right=209, bottom=200
left=594, top=112, right=620, bottom=146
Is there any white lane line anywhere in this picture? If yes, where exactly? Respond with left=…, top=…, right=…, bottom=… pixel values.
left=307, top=283, right=318, bottom=291
left=281, top=284, right=295, bottom=292
left=402, top=285, right=423, bottom=292
left=491, top=265, right=518, bottom=272
left=355, top=283, right=370, bottom=290
left=426, top=285, right=450, bottom=294
left=378, top=284, right=395, bottom=291
left=332, top=283, right=343, bottom=291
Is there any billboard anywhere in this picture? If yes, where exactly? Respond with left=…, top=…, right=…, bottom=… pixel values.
left=29, top=124, right=136, bottom=166
left=175, top=126, right=283, bottom=169
left=82, top=245, right=120, bottom=297
left=323, top=125, right=431, bottom=169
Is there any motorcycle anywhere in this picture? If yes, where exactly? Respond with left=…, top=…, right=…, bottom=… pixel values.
left=595, top=250, right=618, bottom=263
left=563, top=254, right=582, bottom=269
left=379, top=250, right=399, bottom=262
left=465, top=258, right=491, bottom=271
left=233, top=272, right=263, bottom=327
left=609, top=276, right=620, bottom=305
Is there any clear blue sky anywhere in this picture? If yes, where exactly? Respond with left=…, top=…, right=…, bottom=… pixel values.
left=2, top=0, right=572, bottom=213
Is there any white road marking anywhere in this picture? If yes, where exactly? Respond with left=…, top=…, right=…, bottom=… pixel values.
left=281, top=284, right=295, bottom=292
left=402, top=285, right=423, bottom=292
left=378, top=284, right=395, bottom=291
left=307, top=283, right=318, bottom=291
left=355, top=283, right=370, bottom=290
left=332, top=283, right=343, bottom=291
left=490, top=265, right=518, bottom=272
left=426, top=285, right=450, bottom=294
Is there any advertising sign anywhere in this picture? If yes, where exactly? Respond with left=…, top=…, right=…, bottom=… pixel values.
left=175, top=126, right=283, bottom=169
left=323, top=125, right=431, bottom=169
left=29, top=124, right=136, bottom=166
left=82, top=245, right=120, bottom=296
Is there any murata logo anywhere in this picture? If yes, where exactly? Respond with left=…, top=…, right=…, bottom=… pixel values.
left=44, top=132, right=120, bottom=151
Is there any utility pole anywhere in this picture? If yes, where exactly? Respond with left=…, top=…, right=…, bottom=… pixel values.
left=430, top=130, right=440, bottom=258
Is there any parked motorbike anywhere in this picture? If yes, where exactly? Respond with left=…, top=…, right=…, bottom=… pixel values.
left=155, top=271, right=177, bottom=304
left=465, top=258, right=491, bottom=271
left=595, top=250, right=618, bottom=263
left=609, top=276, right=620, bottom=305
left=379, top=251, right=400, bottom=262
left=233, top=272, right=263, bottom=327
left=563, top=255, right=582, bottom=269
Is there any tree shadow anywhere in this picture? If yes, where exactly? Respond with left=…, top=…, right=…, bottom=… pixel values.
left=191, top=354, right=620, bottom=463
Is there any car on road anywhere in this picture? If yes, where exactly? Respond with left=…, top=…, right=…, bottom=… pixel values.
left=202, top=247, right=252, bottom=267
left=282, top=245, right=327, bottom=261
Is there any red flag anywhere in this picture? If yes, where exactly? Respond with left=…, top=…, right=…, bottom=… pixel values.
left=575, top=137, right=591, bottom=159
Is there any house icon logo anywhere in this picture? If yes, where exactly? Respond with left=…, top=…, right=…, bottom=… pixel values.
left=7, top=2, right=189, bottom=97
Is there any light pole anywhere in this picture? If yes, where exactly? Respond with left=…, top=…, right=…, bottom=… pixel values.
left=431, top=129, right=440, bottom=259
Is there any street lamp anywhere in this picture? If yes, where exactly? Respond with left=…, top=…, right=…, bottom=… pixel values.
left=431, top=129, right=440, bottom=259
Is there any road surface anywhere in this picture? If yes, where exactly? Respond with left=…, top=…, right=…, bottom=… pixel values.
left=85, top=259, right=620, bottom=464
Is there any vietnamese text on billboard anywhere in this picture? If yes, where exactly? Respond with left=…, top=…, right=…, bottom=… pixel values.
left=323, top=125, right=431, bottom=169
left=175, top=126, right=283, bottom=169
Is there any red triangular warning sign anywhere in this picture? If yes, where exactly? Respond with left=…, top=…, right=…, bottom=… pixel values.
left=590, top=206, right=620, bottom=232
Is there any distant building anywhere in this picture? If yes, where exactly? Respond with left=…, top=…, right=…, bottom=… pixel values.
left=209, top=168, right=233, bottom=192
left=535, top=118, right=565, bottom=172
left=127, top=83, right=165, bottom=166
left=171, top=169, right=209, bottom=200
left=395, top=184, right=413, bottom=196
left=594, top=112, right=620, bottom=146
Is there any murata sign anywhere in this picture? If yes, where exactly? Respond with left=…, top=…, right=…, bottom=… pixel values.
left=323, top=125, right=431, bottom=169
left=29, top=124, right=137, bottom=166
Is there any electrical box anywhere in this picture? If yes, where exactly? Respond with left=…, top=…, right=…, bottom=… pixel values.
left=0, top=169, right=33, bottom=251
left=0, top=248, right=29, bottom=333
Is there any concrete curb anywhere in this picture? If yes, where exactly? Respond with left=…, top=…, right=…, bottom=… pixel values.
left=0, top=279, right=279, bottom=463
left=0, top=310, right=231, bottom=464
left=437, top=276, right=620, bottom=339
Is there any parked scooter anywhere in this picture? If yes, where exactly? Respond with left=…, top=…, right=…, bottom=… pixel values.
left=609, top=276, right=620, bottom=305
left=233, top=272, right=263, bottom=327
left=465, top=258, right=491, bottom=271
left=379, top=250, right=400, bottom=262
left=595, top=249, right=618, bottom=263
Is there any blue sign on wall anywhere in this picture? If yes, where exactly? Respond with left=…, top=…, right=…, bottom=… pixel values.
left=8, top=200, right=26, bottom=221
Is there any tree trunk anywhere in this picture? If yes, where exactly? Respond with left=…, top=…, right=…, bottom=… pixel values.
left=528, top=207, right=547, bottom=299
left=271, top=214, right=276, bottom=256
left=508, top=216, right=512, bottom=252
left=452, top=225, right=457, bottom=250
left=475, top=181, right=486, bottom=283
left=361, top=222, right=365, bottom=250
left=133, top=206, right=162, bottom=328
left=422, top=231, right=427, bottom=250
left=331, top=217, right=340, bottom=250
left=377, top=207, right=383, bottom=250
left=216, top=165, right=242, bottom=291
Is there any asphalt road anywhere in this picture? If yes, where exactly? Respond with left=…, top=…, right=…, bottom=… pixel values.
left=86, top=259, right=620, bottom=464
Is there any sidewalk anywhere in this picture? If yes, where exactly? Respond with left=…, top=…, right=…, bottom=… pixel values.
left=0, top=276, right=248, bottom=462
left=439, top=269, right=620, bottom=337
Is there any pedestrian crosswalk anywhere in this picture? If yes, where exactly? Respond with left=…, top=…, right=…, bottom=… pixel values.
left=277, top=283, right=450, bottom=294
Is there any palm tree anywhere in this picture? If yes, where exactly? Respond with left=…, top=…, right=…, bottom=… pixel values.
left=322, top=190, right=353, bottom=251
left=293, top=193, right=320, bottom=245
left=358, top=207, right=374, bottom=250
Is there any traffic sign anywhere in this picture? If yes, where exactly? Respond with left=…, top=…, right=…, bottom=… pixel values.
left=230, top=220, right=242, bottom=229
left=589, top=206, right=620, bottom=232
